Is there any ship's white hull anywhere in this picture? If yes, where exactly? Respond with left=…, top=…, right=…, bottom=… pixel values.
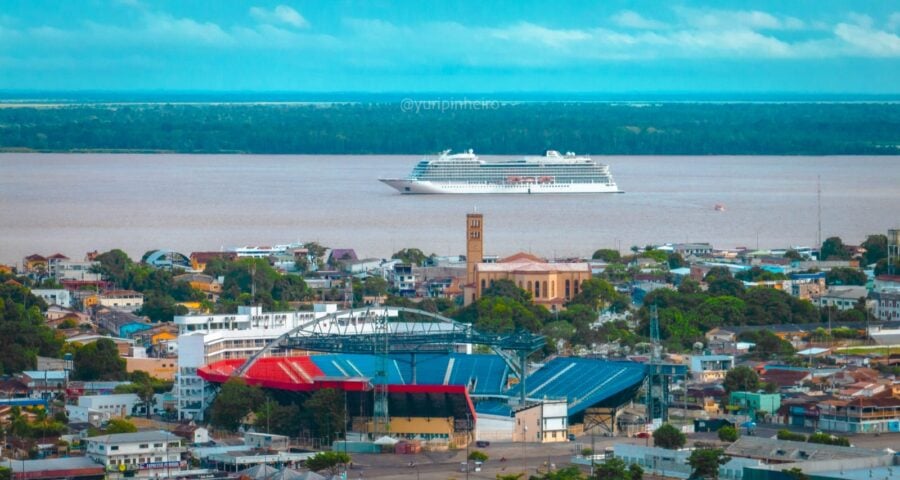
left=380, top=179, right=622, bottom=194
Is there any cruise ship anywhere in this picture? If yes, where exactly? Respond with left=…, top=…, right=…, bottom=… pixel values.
left=379, top=150, right=621, bottom=194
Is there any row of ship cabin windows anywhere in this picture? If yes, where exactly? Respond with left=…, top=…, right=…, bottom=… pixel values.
left=480, top=278, right=580, bottom=299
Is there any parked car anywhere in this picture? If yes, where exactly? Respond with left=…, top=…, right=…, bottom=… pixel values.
left=635, top=431, right=651, bottom=439
left=476, top=440, right=490, bottom=448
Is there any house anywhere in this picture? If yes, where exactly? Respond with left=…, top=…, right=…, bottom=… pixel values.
left=94, top=308, right=151, bottom=338
left=672, top=243, right=714, bottom=257
left=98, top=290, right=144, bottom=312
left=391, top=264, right=417, bottom=296
left=85, top=431, right=183, bottom=477
left=31, top=288, right=74, bottom=308
left=51, top=258, right=102, bottom=282
left=512, top=400, right=568, bottom=443
left=66, top=334, right=134, bottom=356
left=689, top=355, right=734, bottom=382
left=23, top=254, right=48, bottom=273
left=812, top=286, right=868, bottom=310
left=189, top=251, right=237, bottom=272
left=78, top=393, right=143, bottom=418
left=870, top=289, right=900, bottom=321
left=173, top=422, right=210, bottom=445
left=125, top=357, right=177, bottom=381
left=761, top=369, right=811, bottom=391
left=328, top=248, right=358, bottom=266
left=729, top=392, right=781, bottom=421
left=818, top=395, right=900, bottom=433
left=173, top=273, right=223, bottom=300
left=17, top=370, right=68, bottom=400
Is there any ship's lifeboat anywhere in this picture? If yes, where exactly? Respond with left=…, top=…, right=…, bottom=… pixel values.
left=522, top=177, right=536, bottom=183
left=714, top=204, right=726, bottom=212
left=507, top=176, right=521, bottom=183
left=538, top=176, right=554, bottom=184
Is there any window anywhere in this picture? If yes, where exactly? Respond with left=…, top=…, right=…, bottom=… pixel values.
left=153, top=443, right=163, bottom=448
left=110, top=446, right=119, bottom=451
left=565, top=279, right=571, bottom=298
left=139, top=444, right=148, bottom=449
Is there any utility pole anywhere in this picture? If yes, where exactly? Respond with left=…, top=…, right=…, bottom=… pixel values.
left=817, top=175, right=822, bottom=250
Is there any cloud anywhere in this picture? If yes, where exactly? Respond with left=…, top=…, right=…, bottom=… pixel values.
left=677, top=7, right=804, bottom=31
left=143, top=12, right=233, bottom=45
left=250, top=5, right=309, bottom=29
left=834, top=22, right=900, bottom=57
left=488, top=22, right=591, bottom=47
left=611, top=11, right=667, bottom=30
left=888, top=12, right=900, bottom=31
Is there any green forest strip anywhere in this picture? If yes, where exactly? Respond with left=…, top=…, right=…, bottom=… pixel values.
left=0, top=102, right=899, bottom=155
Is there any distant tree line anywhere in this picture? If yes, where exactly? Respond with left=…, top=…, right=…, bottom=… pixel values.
left=1, top=102, right=898, bottom=154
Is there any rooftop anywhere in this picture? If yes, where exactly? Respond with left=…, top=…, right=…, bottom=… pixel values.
left=2, top=456, right=103, bottom=474
left=87, top=430, right=180, bottom=444
left=725, top=436, right=885, bottom=462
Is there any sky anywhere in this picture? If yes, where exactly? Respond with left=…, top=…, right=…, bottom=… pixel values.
left=1, top=0, right=899, bottom=94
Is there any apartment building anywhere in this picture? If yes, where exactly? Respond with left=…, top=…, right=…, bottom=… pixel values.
left=85, top=431, right=183, bottom=478
left=174, top=305, right=332, bottom=421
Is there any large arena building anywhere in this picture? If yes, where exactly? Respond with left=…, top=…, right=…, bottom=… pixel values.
left=198, top=351, right=647, bottom=443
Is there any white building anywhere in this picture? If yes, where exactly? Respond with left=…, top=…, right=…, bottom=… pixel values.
left=812, top=286, right=868, bottom=311
left=31, top=288, right=74, bottom=308
left=392, top=264, right=417, bottom=296
left=689, top=355, right=735, bottom=382
left=78, top=393, right=143, bottom=418
left=513, top=400, right=568, bottom=443
left=174, top=305, right=333, bottom=421
left=98, top=290, right=145, bottom=312
left=86, top=431, right=183, bottom=478
left=52, top=259, right=102, bottom=281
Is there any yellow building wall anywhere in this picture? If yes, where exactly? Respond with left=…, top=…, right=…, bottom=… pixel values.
left=151, top=332, right=177, bottom=345
left=126, top=357, right=177, bottom=380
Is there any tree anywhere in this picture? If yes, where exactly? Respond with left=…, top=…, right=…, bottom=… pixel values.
left=825, top=267, right=867, bottom=286
left=652, top=423, right=686, bottom=450
left=496, top=474, right=524, bottom=480
left=784, top=249, right=803, bottom=261
left=782, top=467, right=809, bottom=480
left=861, top=234, right=888, bottom=266
left=723, top=366, right=760, bottom=394
left=304, top=451, right=350, bottom=476
left=254, top=401, right=302, bottom=437
left=704, top=268, right=744, bottom=297
left=776, top=429, right=806, bottom=442
left=73, top=339, right=127, bottom=381
left=717, top=425, right=738, bottom=442
left=540, top=466, right=588, bottom=480
left=105, top=418, right=137, bottom=434
left=687, top=448, right=728, bottom=479
left=0, top=282, right=61, bottom=374
left=592, top=249, right=621, bottom=262
left=303, top=388, right=346, bottom=443
left=209, top=378, right=265, bottom=431
left=468, top=450, right=488, bottom=462
left=392, top=248, right=429, bottom=266
left=568, top=278, right=618, bottom=311
left=593, top=457, right=642, bottom=480
left=668, top=253, right=686, bottom=269
left=820, top=237, right=850, bottom=261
